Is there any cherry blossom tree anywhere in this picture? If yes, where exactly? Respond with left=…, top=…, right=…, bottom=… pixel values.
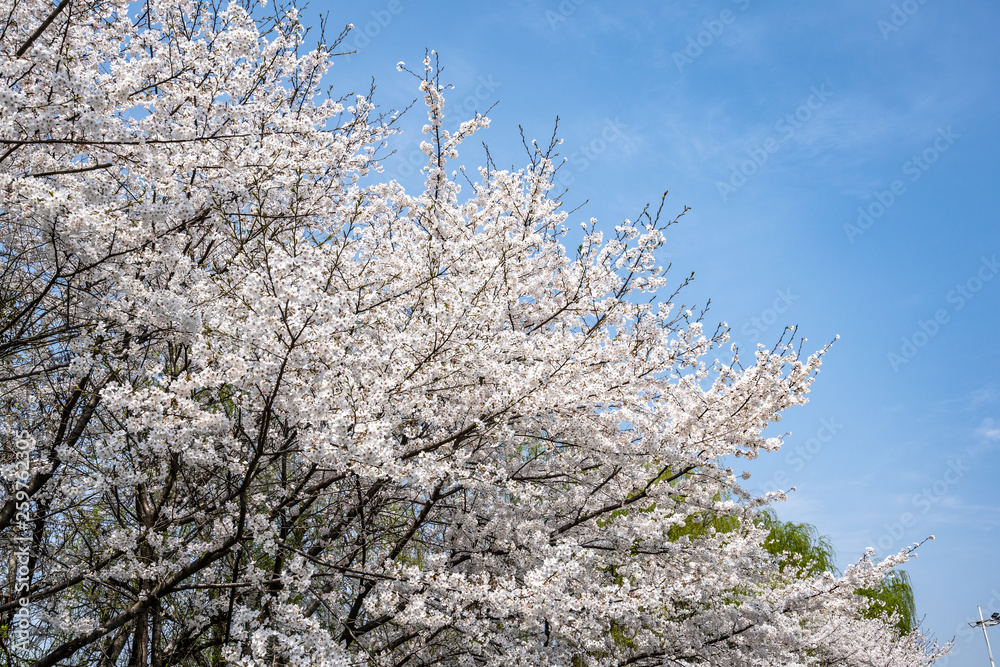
left=0, top=0, right=948, bottom=664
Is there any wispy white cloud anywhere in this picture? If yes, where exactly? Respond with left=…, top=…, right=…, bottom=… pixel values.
left=976, top=418, right=1000, bottom=443
left=936, top=387, right=999, bottom=414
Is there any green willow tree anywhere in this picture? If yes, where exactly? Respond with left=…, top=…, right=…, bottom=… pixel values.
left=757, top=510, right=919, bottom=636
left=605, top=477, right=922, bottom=640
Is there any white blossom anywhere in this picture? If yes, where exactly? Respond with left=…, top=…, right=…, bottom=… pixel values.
left=0, top=0, right=947, bottom=664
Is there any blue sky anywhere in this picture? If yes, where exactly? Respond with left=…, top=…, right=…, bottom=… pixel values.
left=310, top=1, right=1000, bottom=661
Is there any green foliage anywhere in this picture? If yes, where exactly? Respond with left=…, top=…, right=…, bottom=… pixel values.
left=595, top=476, right=919, bottom=646
left=757, top=510, right=917, bottom=636
left=757, top=509, right=837, bottom=578
left=857, top=569, right=918, bottom=636
left=665, top=507, right=740, bottom=542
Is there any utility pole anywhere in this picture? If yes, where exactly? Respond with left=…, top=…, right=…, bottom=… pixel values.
left=968, top=606, right=1000, bottom=667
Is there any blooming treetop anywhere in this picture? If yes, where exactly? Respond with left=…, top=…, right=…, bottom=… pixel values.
left=0, top=0, right=946, bottom=664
